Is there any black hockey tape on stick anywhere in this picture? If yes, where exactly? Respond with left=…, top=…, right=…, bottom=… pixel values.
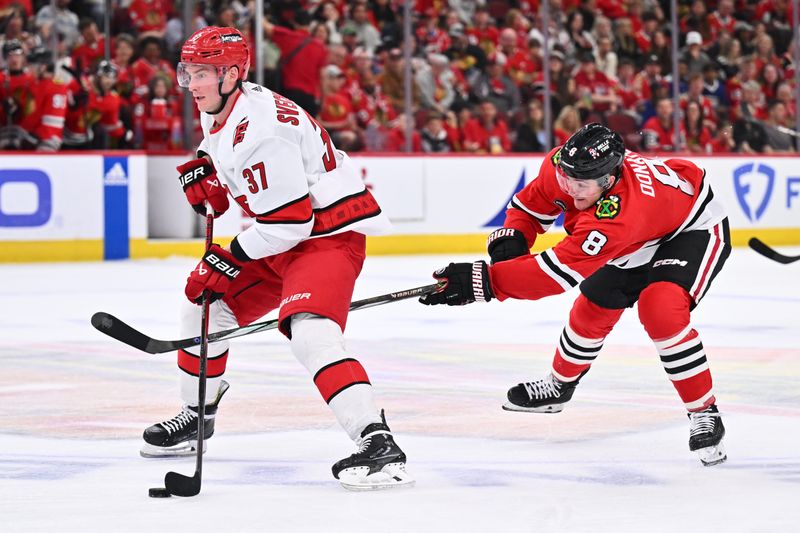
left=748, top=237, right=800, bottom=264
left=91, top=282, right=445, bottom=354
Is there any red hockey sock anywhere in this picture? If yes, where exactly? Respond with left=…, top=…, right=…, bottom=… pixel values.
left=552, top=295, right=623, bottom=381
left=638, top=282, right=715, bottom=410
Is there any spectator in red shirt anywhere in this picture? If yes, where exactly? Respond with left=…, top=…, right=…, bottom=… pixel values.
left=414, top=8, right=450, bottom=54
left=131, top=36, right=176, bottom=102
left=632, top=54, right=662, bottom=110
left=707, top=0, right=736, bottom=41
left=633, top=11, right=659, bottom=55
left=614, top=58, right=638, bottom=110
left=87, top=60, right=128, bottom=148
left=384, top=112, right=422, bottom=152
left=710, top=120, right=736, bottom=153
left=467, top=6, right=499, bottom=56
left=642, top=97, right=683, bottom=152
left=27, top=46, right=68, bottom=151
left=462, top=100, right=510, bottom=154
left=71, top=18, right=104, bottom=75
left=128, top=0, right=170, bottom=38
left=573, top=51, right=619, bottom=115
left=683, top=99, right=713, bottom=153
left=318, top=64, right=360, bottom=150
left=354, top=74, right=396, bottom=150
left=680, top=72, right=717, bottom=132
left=264, top=11, right=327, bottom=116
left=112, top=33, right=136, bottom=106
left=134, top=74, right=181, bottom=151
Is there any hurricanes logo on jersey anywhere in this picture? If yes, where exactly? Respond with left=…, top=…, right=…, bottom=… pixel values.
left=233, top=118, right=249, bottom=147
left=595, top=195, right=620, bottom=219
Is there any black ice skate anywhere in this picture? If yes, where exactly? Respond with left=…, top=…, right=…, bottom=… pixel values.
left=331, top=410, right=414, bottom=491
left=688, top=404, right=727, bottom=466
left=503, top=372, right=584, bottom=413
left=140, top=380, right=230, bottom=458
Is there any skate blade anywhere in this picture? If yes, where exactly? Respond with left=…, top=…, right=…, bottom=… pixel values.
left=502, top=402, right=565, bottom=413
left=696, top=442, right=727, bottom=467
left=338, top=462, right=416, bottom=492
left=140, top=439, right=206, bottom=458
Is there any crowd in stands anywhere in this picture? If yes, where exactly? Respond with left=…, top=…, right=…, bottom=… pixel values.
left=0, top=0, right=797, bottom=154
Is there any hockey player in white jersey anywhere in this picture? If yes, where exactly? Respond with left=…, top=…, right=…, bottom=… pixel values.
left=141, top=27, right=413, bottom=491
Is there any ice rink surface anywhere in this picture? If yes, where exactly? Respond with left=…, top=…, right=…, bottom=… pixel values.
left=1, top=247, right=798, bottom=532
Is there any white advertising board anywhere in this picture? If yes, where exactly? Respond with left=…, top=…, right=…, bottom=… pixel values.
left=0, top=153, right=147, bottom=260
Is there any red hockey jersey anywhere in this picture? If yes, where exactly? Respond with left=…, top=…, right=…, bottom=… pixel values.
left=489, top=148, right=727, bottom=301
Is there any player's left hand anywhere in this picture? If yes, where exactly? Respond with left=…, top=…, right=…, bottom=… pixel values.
left=419, top=261, right=494, bottom=306
left=185, top=245, right=244, bottom=304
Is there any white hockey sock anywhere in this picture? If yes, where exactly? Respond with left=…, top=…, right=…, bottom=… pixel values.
left=291, top=313, right=381, bottom=440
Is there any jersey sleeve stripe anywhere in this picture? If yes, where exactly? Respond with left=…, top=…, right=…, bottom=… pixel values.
left=658, top=178, right=713, bottom=244
left=255, top=194, right=313, bottom=225
left=311, top=188, right=382, bottom=236
left=535, top=250, right=580, bottom=291
left=542, top=249, right=584, bottom=285
left=510, top=196, right=558, bottom=230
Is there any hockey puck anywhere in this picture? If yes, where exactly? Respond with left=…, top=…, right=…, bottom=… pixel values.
left=148, top=487, right=171, bottom=498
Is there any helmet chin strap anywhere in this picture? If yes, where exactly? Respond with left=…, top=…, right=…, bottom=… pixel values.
left=208, top=78, right=242, bottom=115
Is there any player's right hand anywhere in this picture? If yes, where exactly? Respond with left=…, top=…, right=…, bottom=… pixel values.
left=185, top=244, right=243, bottom=304
left=177, top=157, right=229, bottom=217
left=487, top=228, right=529, bottom=264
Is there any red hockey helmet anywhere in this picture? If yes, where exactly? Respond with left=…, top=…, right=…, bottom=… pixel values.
left=177, top=26, right=250, bottom=88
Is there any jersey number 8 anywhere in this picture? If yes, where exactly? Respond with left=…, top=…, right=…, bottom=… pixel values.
left=581, top=230, right=608, bottom=256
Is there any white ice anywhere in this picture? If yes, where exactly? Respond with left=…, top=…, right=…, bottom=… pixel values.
left=0, top=248, right=798, bottom=532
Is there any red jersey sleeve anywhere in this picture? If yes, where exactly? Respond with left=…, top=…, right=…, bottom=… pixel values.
left=502, top=147, right=566, bottom=246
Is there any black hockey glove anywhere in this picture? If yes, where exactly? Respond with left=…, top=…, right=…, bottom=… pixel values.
left=419, top=261, right=494, bottom=306
left=487, top=227, right=529, bottom=265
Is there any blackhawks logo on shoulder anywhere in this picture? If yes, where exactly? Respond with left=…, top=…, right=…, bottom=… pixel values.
left=595, top=195, right=621, bottom=219
left=551, top=149, right=561, bottom=166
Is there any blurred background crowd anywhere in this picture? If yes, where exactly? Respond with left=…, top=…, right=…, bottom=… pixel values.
left=0, top=0, right=797, bottom=154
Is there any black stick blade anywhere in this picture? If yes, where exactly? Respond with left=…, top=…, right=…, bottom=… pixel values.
left=164, top=471, right=201, bottom=497
left=748, top=237, right=800, bottom=264
left=91, top=312, right=154, bottom=352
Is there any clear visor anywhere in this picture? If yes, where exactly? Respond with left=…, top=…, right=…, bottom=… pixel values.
left=177, top=62, right=228, bottom=88
left=555, top=165, right=611, bottom=197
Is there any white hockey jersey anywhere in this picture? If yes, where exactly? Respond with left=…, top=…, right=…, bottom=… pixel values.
left=197, top=82, right=391, bottom=260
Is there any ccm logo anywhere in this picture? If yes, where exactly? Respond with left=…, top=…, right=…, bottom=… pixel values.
left=653, top=259, right=688, bottom=267
left=206, top=254, right=241, bottom=277
left=280, top=292, right=311, bottom=307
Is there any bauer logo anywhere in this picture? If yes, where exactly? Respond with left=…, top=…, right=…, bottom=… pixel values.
left=0, top=169, right=52, bottom=227
left=733, top=163, right=775, bottom=222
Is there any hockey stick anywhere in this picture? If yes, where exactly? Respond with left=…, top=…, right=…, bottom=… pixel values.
left=92, top=282, right=444, bottom=354
left=163, top=207, right=215, bottom=497
left=748, top=237, right=800, bottom=264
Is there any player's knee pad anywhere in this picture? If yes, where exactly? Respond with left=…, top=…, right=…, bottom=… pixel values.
left=569, top=293, right=624, bottom=339
left=289, top=313, right=347, bottom=374
left=178, top=298, right=236, bottom=357
left=637, top=281, right=691, bottom=340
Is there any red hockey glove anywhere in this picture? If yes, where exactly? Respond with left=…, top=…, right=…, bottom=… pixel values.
left=487, top=228, right=529, bottom=265
left=177, top=157, right=229, bottom=217
left=185, top=245, right=243, bottom=304
left=419, top=261, right=494, bottom=306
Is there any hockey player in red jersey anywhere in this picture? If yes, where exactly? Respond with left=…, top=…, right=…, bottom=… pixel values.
left=141, top=27, right=413, bottom=490
left=420, top=124, right=730, bottom=466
